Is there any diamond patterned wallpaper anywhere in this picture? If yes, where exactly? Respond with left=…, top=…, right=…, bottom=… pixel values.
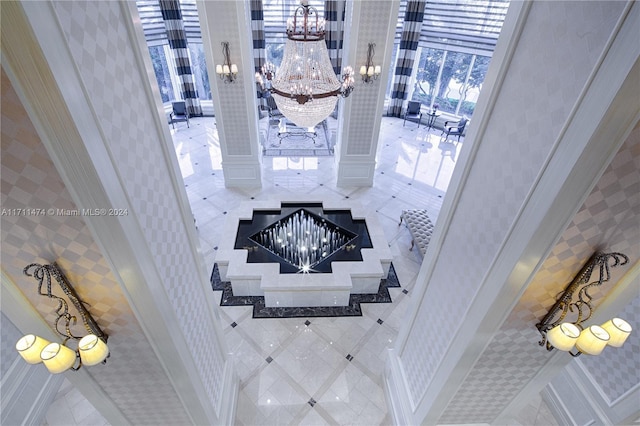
left=344, top=3, right=396, bottom=157
left=51, top=0, right=225, bottom=411
left=400, top=0, right=628, bottom=408
left=1, top=65, right=191, bottom=425
left=439, top=123, right=639, bottom=423
left=206, top=1, right=254, bottom=157
left=1, top=312, right=21, bottom=378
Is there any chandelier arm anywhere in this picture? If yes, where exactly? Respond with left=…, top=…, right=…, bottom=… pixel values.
left=271, top=87, right=341, bottom=101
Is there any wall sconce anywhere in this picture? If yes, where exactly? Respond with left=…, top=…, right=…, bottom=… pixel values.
left=215, top=42, right=238, bottom=83
left=15, top=263, right=109, bottom=374
left=359, top=43, right=381, bottom=83
left=536, top=252, right=632, bottom=356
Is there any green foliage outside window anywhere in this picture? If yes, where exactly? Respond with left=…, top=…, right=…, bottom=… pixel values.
left=413, top=47, right=491, bottom=117
left=149, top=45, right=174, bottom=103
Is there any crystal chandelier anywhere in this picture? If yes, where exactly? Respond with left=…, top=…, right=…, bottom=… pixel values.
left=266, top=1, right=354, bottom=128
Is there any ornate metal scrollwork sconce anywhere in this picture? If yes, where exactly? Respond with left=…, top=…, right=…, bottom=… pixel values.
left=15, top=263, right=110, bottom=373
left=536, top=252, right=632, bottom=356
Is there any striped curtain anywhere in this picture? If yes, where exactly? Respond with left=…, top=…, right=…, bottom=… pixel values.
left=388, top=0, right=425, bottom=117
left=324, top=0, right=345, bottom=75
left=159, top=0, right=202, bottom=116
left=250, top=0, right=266, bottom=73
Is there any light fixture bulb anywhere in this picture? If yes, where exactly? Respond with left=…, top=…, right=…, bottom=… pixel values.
left=359, top=66, right=367, bottom=76
left=16, top=334, right=50, bottom=364
left=374, top=65, right=381, bottom=75
left=78, top=334, right=109, bottom=366
left=576, top=325, right=610, bottom=355
left=40, top=342, right=77, bottom=374
left=546, top=323, right=580, bottom=351
left=601, top=318, right=632, bottom=347
left=216, top=64, right=223, bottom=75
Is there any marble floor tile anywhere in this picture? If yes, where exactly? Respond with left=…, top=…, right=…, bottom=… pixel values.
left=172, top=116, right=459, bottom=425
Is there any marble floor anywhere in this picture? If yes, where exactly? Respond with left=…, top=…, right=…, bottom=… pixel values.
left=174, top=115, right=458, bottom=425
left=42, top=114, right=560, bottom=425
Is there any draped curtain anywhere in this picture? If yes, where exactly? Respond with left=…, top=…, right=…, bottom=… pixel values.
left=159, top=0, right=202, bottom=116
left=324, top=0, right=345, bottom=76
left=250, top=0, right=266, bottom=73
left=388, top=0, right=425, bottom=117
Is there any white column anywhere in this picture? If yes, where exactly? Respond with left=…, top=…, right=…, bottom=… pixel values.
left=384, top=2, right=639, bottom=424
left=336, top=0, right=400, bottom=187
left=198, top=1, right=262, bottom=188
left=2, top=1, right=237, bottom=424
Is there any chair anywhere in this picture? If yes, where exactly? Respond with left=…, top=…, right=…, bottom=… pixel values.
left=169, top=101, right=190, bottom=129
left=403, top=101, right=422, bottom=127
left=441, top=116, right=468, bottom=143
left=266, top=96, right=283, bottom=121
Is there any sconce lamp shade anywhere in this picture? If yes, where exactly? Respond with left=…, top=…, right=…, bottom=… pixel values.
left=576, top=325, right=610, bottom=355
left=601, top=318, right=632, bottom=347
left=40, top=342, right=77, bottom=374
left=16, top=334, right=50, bottom=364
left=78, top=334, right=109, bottom=366
left=546, top=323, right=580, bottom=351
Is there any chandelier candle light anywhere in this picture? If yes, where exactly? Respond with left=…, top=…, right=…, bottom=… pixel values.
left=15, top=263, right=110, bottom=374
left=536, top=252, right=632, bottom=356
left=266, top=0, right=354, bottom=128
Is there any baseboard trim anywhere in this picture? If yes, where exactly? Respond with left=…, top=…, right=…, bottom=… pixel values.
left=383, top=349, right=413, bottom=426
left=216, top=360, right=238, bottom=425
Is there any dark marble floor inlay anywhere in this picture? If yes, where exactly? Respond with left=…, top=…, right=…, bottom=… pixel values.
left=346, top=354, right=354, bottom=361
left=266, top=356, right=273, bottom=364
left=210, top=263, right=400, bottom=319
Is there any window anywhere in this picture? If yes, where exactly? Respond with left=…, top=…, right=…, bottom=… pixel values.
left=266, top=43, right=285, bottom=68
left=188, top=43, right=211, bottom=99
left=388, top=0, right=510, bottom=119
left=136, top=0, right=211, bottom=105
left=148, top=45, right=175, bottom=103
left=412, top=48, right=490, bottom=117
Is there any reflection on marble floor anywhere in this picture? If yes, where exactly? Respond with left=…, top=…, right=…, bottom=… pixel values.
left=178, top=115, right=454, bottom=425
left=44, top=115, right=557, bottom=425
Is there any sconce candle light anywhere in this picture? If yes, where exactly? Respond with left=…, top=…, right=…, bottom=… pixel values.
left=536, top=252, right=631, bottom=356
left=216, top=42, right=238, bottom=83
left=360, top=43, right=381, bottom=83
left=15, top=263, right=109, bottom=374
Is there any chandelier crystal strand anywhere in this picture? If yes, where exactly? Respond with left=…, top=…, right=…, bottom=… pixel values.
left=269, top=1, right=353, bottom=128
